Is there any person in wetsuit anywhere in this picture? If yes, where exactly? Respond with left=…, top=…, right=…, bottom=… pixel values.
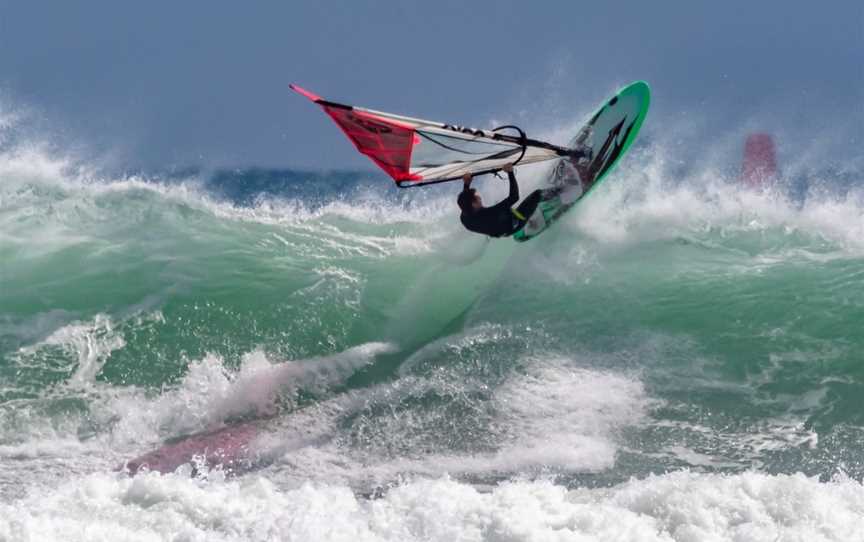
left=457, top=164, right=543, bottom=238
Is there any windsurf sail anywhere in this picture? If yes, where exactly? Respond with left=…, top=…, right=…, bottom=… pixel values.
left=741, top=133, right=777, bottom=186
left=290, top=84, right=571, bottom=188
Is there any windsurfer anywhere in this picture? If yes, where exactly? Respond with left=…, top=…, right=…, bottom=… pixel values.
left=457, top=164, right=543, bottom=238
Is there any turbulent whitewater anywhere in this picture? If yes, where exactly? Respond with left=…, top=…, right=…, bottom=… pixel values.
left=1, top=104, right=864, bottom=540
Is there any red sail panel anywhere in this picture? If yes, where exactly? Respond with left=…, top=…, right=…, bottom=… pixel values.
left=321, top=106, right=421, bottom=182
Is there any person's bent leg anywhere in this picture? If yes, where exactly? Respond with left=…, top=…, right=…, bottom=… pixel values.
left=515, top=190, right=543, bottom=219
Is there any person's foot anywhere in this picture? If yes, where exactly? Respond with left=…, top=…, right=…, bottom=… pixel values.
left=552, top=160, right=582, bottom=188
left=570, top=144, right=593, bottom=164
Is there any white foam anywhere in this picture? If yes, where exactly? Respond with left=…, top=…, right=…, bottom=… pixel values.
left=0, top=119, right=457, bottom=269
left=489, top=360, right=651, bottom=472
left=104, top=342, right=396, bottom=447
left=0, top=341, right=395, bottom=478
left=0, top=436, right=89, bottom=460
left=1, top=471, right=861, bottom=541
left=0, top=165, right=455, bottom=272
left=12, top=313, right=125, bottom=387
left=571, top=164, right=864, bottom=255
left=247, top=348, right=651, bottom=488
left=648, top=416, right=821, bottom=471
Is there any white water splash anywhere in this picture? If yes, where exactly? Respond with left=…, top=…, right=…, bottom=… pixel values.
left=1, top=470, right=862, bottom=541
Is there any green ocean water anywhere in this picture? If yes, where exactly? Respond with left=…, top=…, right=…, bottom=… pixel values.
left=1, top=151, right=864, bottom=510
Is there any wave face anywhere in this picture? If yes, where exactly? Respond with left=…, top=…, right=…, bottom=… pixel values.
left=1, top=107, right=864, bottom=539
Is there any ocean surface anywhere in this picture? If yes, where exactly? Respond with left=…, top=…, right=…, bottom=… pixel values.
left=1, top=109, right=864, bottom=541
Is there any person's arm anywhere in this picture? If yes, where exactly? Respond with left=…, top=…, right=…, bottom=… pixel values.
left=462, top=172, right=473, bottom=189
left=461, top=172, right=473, bottom=198
left=503, top=164, right=519, bottom=205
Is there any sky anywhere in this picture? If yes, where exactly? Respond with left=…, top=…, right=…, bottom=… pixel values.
left=1, top=1, right=861, bottom=170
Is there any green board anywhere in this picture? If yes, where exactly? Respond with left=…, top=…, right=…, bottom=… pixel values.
left=513, top=81, right=651, bottom=242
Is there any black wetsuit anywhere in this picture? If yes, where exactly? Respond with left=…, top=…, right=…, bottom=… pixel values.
left=459, top=171, right=542, bottom=237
